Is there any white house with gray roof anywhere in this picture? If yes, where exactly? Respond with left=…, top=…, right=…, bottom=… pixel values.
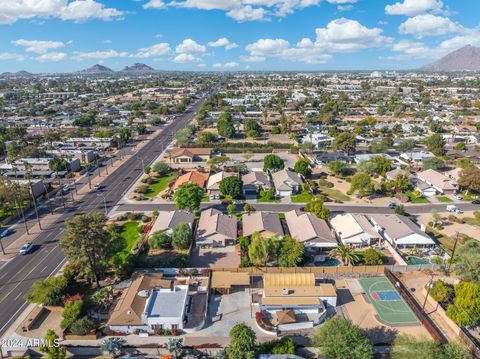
left=196, top=208, right=237, bottom=248
left=271, top=169, right=303, bottom=197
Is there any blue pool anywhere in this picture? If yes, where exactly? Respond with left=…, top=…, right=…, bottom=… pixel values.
left=315, top=256, right=341, bottom=267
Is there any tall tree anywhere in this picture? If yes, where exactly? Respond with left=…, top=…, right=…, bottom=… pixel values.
left=349, top=172, right=374, bottom=197
left=171, top=222, right=192, bottom=249
left=329, top=245, right=359, bottom=266
left=313, top=317, right=373, bottom=359
left=455, top=240, right=480, bottom=285
left=293, top=159, right=311, bottom=178
left=173, top=182, right=204, bottom=211
left=306, top=198, right=330, bottom=220
left=39, top=329, right=66, bottom=359
left=219, top=176, right=243, bottom=198
left=446, top=281, right=480, bottom=327
left=226, top=323, right=256, bottom=359
left=333, top=132, right=356, bottom=155
left=278, top=235, right=304, bottom=267
left=263, top=154, right=284, bottom=172
left=248, top=233, right=277, bottom=267
left=426, top=133, right=446, bottom=156
left=458, top=167, right=480, bottom=192
left=60, top=213, right=121, bottom=287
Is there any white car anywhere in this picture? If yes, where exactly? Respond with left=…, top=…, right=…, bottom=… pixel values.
left=446, top=205, right=460, bottom=214
left=19, top=242, right=33, bottom=255
left=94, top=184, right=103, bottom=190
left=453, top=194, right=463, bottom=200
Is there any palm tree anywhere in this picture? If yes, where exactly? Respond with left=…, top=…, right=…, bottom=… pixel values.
left=101, top=337, right=125, bottom=358
left=166, top=338, right=183, bottom=359
left=329, top=245, right=360, bottom=266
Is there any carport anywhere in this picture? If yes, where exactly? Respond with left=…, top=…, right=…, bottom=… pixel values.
left=211, top=271, right=250, bottom=294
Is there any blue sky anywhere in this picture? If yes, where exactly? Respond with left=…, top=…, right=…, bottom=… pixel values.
left=0, top=0, right=479, bottom=72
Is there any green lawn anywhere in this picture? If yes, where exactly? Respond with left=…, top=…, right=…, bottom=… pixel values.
left=425, top=227, right=454, bottom=255
left=291, top=191, right=314, bottom=203
left=116, top=221, right=141, bottom=261
left=463, top=217, right=480, bottom=226
left=318, top=186, right=351, bottom=202
left=406, top=191, right=430, bottom=204
left=460, top=191, right=480, bottom=201
left=144, top=173, right=176, bottom=198
left=257, top=194, right=281, bottom=203
left=437, top=196, right=452, bottom=203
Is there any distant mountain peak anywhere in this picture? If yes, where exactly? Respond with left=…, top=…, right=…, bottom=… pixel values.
left=78, top=64, right=114, bottom=74
left=121, top=63, right=156, bottom=72
left=422, top=45, right=480, bottom=72
left=0, top=70, right=33, bottom=78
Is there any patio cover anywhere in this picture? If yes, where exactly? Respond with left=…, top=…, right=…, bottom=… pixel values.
left=211, top=271, right=250, bottom=289
left=276, top=310, right=296, bottom=324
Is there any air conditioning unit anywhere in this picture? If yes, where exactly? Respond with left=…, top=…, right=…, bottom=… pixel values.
left=282, top=288, right=290, bottom=295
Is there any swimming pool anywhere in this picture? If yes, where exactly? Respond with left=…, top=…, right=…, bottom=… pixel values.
left=315, top=256, right=341, bottom=267
left=407, top=256, right=430, bottom=265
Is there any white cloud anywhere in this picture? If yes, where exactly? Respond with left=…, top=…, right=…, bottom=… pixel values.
left=0, top=0, right=123, bottom=24
left=0, top=53, right=25, bottom=61
left=143, top=0, right=166, bottom=9
left=175, top=38, right=206, bottom=54
left=36, top=52, right=67, bottom=62
left=245, top=38, right=290, bottom=57
left=197, top=63, right=207, bottom=67
left=240, top=55, right=266, bottom=62
left=398, top=14, right=461, bottom=38
left=72, top=49, right=129, bottom=61
left=315, top=18, right=390, bottom=52
left=327, top=0, right=357, bottom=3
left=337, top=5, right=353, bottom=11
left=224, top=61, right=239, bottom=67
left=101, top=39, right=112, bottom=44
left=385, top=0, right=444, bottom=16
left=12, top=39, right=65, bottom=54
left=173, top=53, right=199, bottom=63
left=134, top=43, right=171, bottom=58
left=163, top=0, right=324, bottom=22
left=207, top=37, right=238, bottom=50
left=212, top=63, right=222, bottom=68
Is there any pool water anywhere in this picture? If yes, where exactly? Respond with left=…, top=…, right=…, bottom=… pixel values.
left=315, top=256, right=341, bottom=267
left=407, top=256, right=430, bottom=265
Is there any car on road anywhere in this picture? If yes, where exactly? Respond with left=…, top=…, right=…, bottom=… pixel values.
left=94, top=184, right=103, bottom=191
left=453, top=194, right=463, bottom=200
left=446, top=205, right=460, bottom=214
left=19, top=242, right=33, bottom=255
left=388, top=202, right=396, bottom=209
left=0, top=228, right=14, bottom=238
left=472, top=200, right=480, bottom=205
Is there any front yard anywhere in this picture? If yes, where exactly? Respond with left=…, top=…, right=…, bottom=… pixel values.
left=144, top=173, right=177, bottom=198
left=406, top=191, right=430, bottom=204
left=318, top=185, right=351, bottom=202
left=291, top=191, right=314, bottom=203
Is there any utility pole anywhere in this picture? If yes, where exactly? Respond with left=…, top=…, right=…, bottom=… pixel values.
left=447, top=232, right=459, bottom=274
left=422, top=273, right=434, bottom=311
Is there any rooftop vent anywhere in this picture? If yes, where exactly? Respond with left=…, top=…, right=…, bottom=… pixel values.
left=137, top=290, right=149, bottom=297
left=282, top=288, right=290, bottom=295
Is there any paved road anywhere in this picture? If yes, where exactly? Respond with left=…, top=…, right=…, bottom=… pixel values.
left=0, top=92, right=211, bottom=338
left=117, top=201, right=480, bottom=214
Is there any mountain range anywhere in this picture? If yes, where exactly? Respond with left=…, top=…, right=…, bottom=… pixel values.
left=422, top=45, right=480, bottom=72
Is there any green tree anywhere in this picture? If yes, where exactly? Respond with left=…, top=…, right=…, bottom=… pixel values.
left=329, top=245, right=360, bottom=266
left=363, top=248, right=384, bottom=265
left=217, top=112, right=235, bottom=138
left=455, top=240, right=480, bottom=285
left=219, top=176, right=243, bottom=198
left=248, top=233, right=278, bottom=267
left=278, top=235, right=304, bottom=267
left=48, top=157, right=69, bottom=172
left=429, top=280, right=453, bottom=303
left=245, top=120, right=260, bottom=137
left=166, top=338, right=183, bottom=358
left=39, top=329, right=66, bottom=359
left=173, top=182, right=204, bottom=211
left=370, top=156, right=392, bottom=176
left=149, top=230, right=171, bottom=249
left=333, top=132, right=356, bottom=155
left=446, top=281, right=480, bottom=327
left=174, top=128, right=191, bottom=146
left=390, top=173, right=412, bottom=193
left=327, top=160, right=349, bottom=176
left=61, top=300, right=83, bottom=330
left=152, top=162, right=170, bottom=176
left=263, top=154, right=284, bottom=172
left=25, top=275, right=68, bottom=306
left=426, top=133, right=446, bottom=156
left=293, top=159, right=311, bottom=178
left=101, top=337, right=125, bottom=359
left=226, top=323, right=256, bottom=359
left=398, top=139, right=416, bottom=153
left=313, top=317, right=373, bottom=359
left=172, top=222, right=192, bottom=250
left=227, top=203, right=235, bottom=215
left=70, top=316, right=95, bottom=335
left=391, top=335, right=442, bottom=359
left=196, top=131, right=214, bottom=144
left=349, top=172, right=374, bottom=197
left=455, top=142, right=466, bottom=151
left=423, top=157, right=445, bottom=170
left=458, top=167, right=480, bottom=192
left=306, top=198, right=330, bottom=220
left=443, top=342, right=472, bottom=359
left=60, top=213, right=121, bottom=287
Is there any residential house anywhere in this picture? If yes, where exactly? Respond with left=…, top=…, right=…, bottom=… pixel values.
left=314, top=152, right=352, bottom=167
left=242, top=171, right=271, bottom=195
left=149, top=210, right=195, bottom=236
left=170, top=147, right=212, bottom=163
left=330, top=213, right=379, bottom=247
left=173, top=170, right=209, bottom=190
left=242, top=211, right=284, bottom=238
left=107, top=272, right=189, bottom=334
left=284, top=210, right=337, bottom=250
left=301, top=133, right=334, bottom=149
left=398, top=151, right=435, bottom=165
left=206, top=171, right=237, bottom=198
left=416, top=169, right=457, bottom=195
left=271, top=169, right=303, bottom=197
left=196, top=208, right=237, bottom=248
left=369, top=214, right=435, bottom=248
left=386, top=168, right=412, bottom=181
left=259, top=273, right=336, bottom=331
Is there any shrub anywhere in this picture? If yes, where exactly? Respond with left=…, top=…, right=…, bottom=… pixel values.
left=25, top=276, right=68, bottom=306
left=141, top=215, right=151, bottom=223
left=429, top=280, right=453, bottom=303
left=61, top=300, right=83, bottom=330
left=150, top=231, right=171, bottom=249
left=69, top=316, right=95, bottom=335
left=134, top=185, right=148, bottom=194
left=363, top=248, right=385, bottom=265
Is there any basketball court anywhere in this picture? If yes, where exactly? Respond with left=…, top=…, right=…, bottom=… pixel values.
left=358, top=277, right=419, bottom=326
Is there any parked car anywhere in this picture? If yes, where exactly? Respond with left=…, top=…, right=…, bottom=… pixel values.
left=19, top=242, right=33, bottom=255
left=94, top=184, right=103, bottom=191
left=453, top=194, right=463, bottom=200
left=388, top=202, right=396, bottom=209
left=0, top=228, right=14, bottom=238
left=472, top=200, right=480, bottom=205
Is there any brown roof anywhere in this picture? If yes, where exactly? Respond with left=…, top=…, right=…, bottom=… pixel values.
left=276, top=310, right=296, bottom=324
left=285, top=210, right=337, bottom=244
left=242, top=211, right=284, bottom=237
left=173, top=171, right=209, bottom=189
left=108, top=272, right=173, bottom=326
left=197, top=208, right=237, bottom=239
left=264, top=284, right=337, bottom=298
left=171, top=147, right=212, bottom=158
left=211, top=271, right=250, bottom=289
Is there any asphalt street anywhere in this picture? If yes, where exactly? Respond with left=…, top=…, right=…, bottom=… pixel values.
left=0, top=92, right=210, bottom=338
left=117, top=201, right=480, bottom=214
